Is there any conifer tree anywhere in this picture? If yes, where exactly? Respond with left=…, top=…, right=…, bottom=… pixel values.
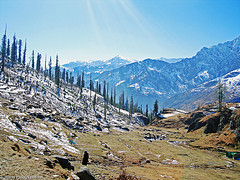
left=146, top=104, right=148, bottom=117
left=114, top=87, right=116, bottom=105
left=107, top=83, right=109, bottom=103
left=11, top=35, right=17, bottom=66
left=103, top=81, right=106, bottom=100
left=93, top=93, right=97, bottom=110
left=153, top=99, right=158, bottom=116
left=98, top=83, right=101, bottom=95
left=95, top=81, right=99, bottom=93
left=90, top=75, right=94, bottom=91
left=81, top=71, right=85, bottom=88
left=216, top=80, right=225, bottom=112
left=18, top=39, right=22, bottom=63
left=110, top=87, right=113, bottom=105
left=22, top=40, right=27, bottom=66
left=1, top=28, right=7, bottom=71
left=125, top=98, right=129, bottom=111
left=77, top=74, right=81, bottom=88
left=62, top=68, right=66, bottom=82
left=7, top=39, right=10, bottom=57
left=70, top=72, right=72, bottom=84
left=44, top=55, right=47, bottom=77
left=31, top=50, right=34, bottom=69
left=55, top=55, right=60, bottom=86
left=36, top=53, right=41, bottom=72
left=130, top=95, right=134, bottom=116
left=66, top=71, right=69, bottom=84
left=48, top=56, right=52, bottom=80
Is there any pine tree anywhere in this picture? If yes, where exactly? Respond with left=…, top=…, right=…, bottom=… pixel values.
left=55, top=55, right=60, bottom=86
left=93, top=93, right=97, bottom=110
left=89, top=75, right=92, bottom=101
left=18, top=39, right=22, bottom=63
left=36, top=53, right=41, bottom=72
left=130, top=95, right=134, bottom=116
left=125, top=98, right=129, bottom=111
left=114, top=87, right=116, bottom=105
left=103, top=81, right=106, bottom=100
left=95, top=81, right=99, bottom=93
left=11, top=34, right=17, bottom=67
left=146, top=104, right=148, bottom=117
left=48, top=56, right=52, bottom=80
left=107, top=83, right=109, bottom=103
left=119, top=91, right=125, bottom=110
left=31, top=50, right=34, bottom=69
left=77, top=74, right=81, bottom=88
left=216, top=80, right=225, bottom=112
left=110, top=87, right=113, bottom=105
left=7, top=39, right=10, bottom=57
left=81, top=71, right=85, bottom=88
left=104, top=103, right=107, bottom=120
left=99, top=83, right=101, bottom=95
left=1, top=28, right=7, bottom=71
left=70, top=72, right=72, bottom=84
left=62, top=68, right=66, bottom=82
left=44, top=55, right=47, bottom=77
left=153, top=99, right=158, bottom=116
left=66, top=71, right=69, bottom=84
left=22, top=40, right=27, bottom=66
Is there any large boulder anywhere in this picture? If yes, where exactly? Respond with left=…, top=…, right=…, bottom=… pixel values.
left=185, top=112, right=205, bottom=125
left=52, top=155, right=74, bottom=170
left=76, top=167, right=96, bottom=180
left=187, top=120, right=207, bottom=133
left=204, top=114, right=220, bottom=134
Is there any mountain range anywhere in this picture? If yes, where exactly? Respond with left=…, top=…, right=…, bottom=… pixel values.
left=62, top=36, right=240, bottom=111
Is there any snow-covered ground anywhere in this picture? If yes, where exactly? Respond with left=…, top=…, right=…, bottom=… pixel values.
left=0, top=63, right=145, bottom=156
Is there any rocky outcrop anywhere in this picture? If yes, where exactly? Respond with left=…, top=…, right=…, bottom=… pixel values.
left=76, top=167, right=96, bottom=180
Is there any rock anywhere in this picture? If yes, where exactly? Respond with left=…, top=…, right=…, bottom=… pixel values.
left=187, top=120, right=206, bottom=133
left=185, top=112, right=205, bottom=125
left=12, top=121, right=22, bottom=130
left=121, top=127, right=130, bottom=131
left=28, top=133, right=37, bottom=139
left=11, top=143, right=20, bottom=151
left=204, top=115, right=220, bottom=134
left=135, top=113, right=150, bottom=125
left=19, top=138, right=31, bottom=143
left=146, top=159, right=151, bottom=163
left=76, top=167, right=96, bottom=180
left=44, top=158, right=55, bottom=169
left=52, top=155, right=74, bottom=170
left=94, top=124, right=102, bottom=131
left=95, top=114, right=102, bottom=119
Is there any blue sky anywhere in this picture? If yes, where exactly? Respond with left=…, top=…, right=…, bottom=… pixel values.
left=1, top=0, right=240, bottom=64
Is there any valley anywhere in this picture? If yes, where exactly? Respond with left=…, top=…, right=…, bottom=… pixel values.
left=0, top=61, right=239, bottom=179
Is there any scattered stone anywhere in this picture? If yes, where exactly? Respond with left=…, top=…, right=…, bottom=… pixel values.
left=76, top=167, right=96, bottom=180
left=44, top=158, right=55, bottom=169
left=11, top=143, right=20, bottom=151
left=52, top=155, right=74, bottom=170
left=146, top=159, right=151, bottom=163
left=19, top=138, right=31, bottom=144
left=28, top=133, right=37, bottom=139
left=12, top=121, right=22, bottom=130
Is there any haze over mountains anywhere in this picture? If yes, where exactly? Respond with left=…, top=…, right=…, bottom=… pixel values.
left=62, top=36, right=240, bottom=110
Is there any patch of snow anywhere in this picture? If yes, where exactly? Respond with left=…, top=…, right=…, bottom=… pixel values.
left=129, top=83, right=140, bottom=90
left=116, top=80, right=126, bottom=86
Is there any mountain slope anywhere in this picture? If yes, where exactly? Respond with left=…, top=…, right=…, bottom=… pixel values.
left=162, top=68, right=240, bottom=110
left=61, top=55, right=134, bottom=81
left=94, top=36, right=240, bottom=109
